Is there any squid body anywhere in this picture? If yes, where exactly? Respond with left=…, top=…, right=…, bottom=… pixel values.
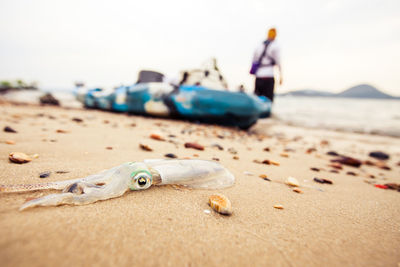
left=0, top=159, right=235, bottom=210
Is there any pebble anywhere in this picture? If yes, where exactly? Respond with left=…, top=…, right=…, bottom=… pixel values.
left=329, top=163, right=343, bottom=169
left=285, top=176, right=300, bottom=187
left=211, top=143, right=224, bottom=150
left=212, top=157, right=220, bottom=161
left=293, top=188, right=303, bottom=194
left=5, top=140, right=15, bottom=145
left=139, top=143, right=153, bottom=151
left=71, top=117, right=83, bottom=123
left=331, top=156, right=362, bottom=167
left=280, top=152, right=289, bottom=158
left=203, top=209, right=211, bottom=214
left=56, top=170, right=69, bottom=174
left=184, top=142, right=204, bottom=150
left=208, top=194, right=232, bottom=215
left=233, top=156, right=239, bottom=160
left=56, top=129, right=68, bottom=133
left=263, top=147, right=270, bottom=152
left=313, top=177, right=333, bottom=184
left=39, top=171, right=51, bottom=178
left=32, top=154, right=39, bottom=159
left=150, top=133, right=165, bottom=141
left=310, top=167, right=320, bottom=172
left=106, top=146, right=113, bottom=150
left=273, top=204, right=284, bottom=209
left=9, top=152, right=32, bottom=164
left=385, top=183, right=400, bottom=191
left=346, top=171, right=357, bottom=176
left=164, top=153, right=177, bottom=158
left=243, top=171, right=254, bottom=176
left=306, top=148, right=317, bottom=154
left=330, top=169, right=340, bottom=173
left=4, top=126, right=17, bottom=133
left=327, top=151, right=340, bottom=156
left=259, top=174, right=271, bottom=181
left=369, top=151, right=389, bottom=160
left=227, top=147, right=237, bottom=154
left=261, top=159, right=280, bottom=166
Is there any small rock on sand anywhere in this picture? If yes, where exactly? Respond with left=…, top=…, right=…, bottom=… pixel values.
left=208, top=194, right=232, bottom=215
left=273, top=204, right=284, bottom=209
left=4, top=126, right=17, bottom=133
left=9, top=152, right=32, bottom=164
left=184, top=142, right=204, bottom=151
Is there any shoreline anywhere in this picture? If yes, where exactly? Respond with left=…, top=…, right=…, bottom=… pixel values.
left=0, top=102, right=399, bottom=267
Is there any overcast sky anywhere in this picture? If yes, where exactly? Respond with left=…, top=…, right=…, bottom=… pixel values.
left=0, top=0, right=399, bottom=95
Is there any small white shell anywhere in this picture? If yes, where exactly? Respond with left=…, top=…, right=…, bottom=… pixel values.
left=285, top=176, right=300, bottom=187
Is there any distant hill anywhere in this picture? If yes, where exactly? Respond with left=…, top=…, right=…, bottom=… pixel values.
left=279, top=84, right=398, bottom=99
left=336, top=84, right=394, bottom=99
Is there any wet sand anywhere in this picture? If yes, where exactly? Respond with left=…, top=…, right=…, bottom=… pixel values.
left=0, top=102, right=399, bottom=267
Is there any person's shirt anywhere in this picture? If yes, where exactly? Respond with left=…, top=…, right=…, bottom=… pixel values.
left=252, top=40, right=281, bottom=78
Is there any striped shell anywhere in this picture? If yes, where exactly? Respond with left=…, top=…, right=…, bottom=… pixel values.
left=208, top=194, right=232, bottom=215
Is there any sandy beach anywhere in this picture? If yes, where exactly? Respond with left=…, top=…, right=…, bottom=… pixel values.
left=0, top=102, right=399, bottom=267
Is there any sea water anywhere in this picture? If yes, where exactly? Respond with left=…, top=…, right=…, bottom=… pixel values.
left=270, top=96, right=400, bottom=137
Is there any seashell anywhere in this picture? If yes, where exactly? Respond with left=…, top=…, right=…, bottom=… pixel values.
left=285, top=176, right=300, bottom=187
left=293, top=188, right=302, bottom=193
left=273, top=204, right=284, bottom=209
left=139, top=143, right=153, bottom=151
left=9, top=152, right=32, bottom=164
left=208, top=194, right=232, bottom=215
left=150, top=133, right=165, bottom=141
left=184, top=142, right=204, bottom=151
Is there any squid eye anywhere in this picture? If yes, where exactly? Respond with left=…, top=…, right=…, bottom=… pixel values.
left=130, top=171, right=152, bottom=190
left=137, top=177, right=147, bottom=187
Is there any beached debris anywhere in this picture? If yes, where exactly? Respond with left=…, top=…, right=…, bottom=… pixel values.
left=327, top=151, right=340, bottom=157
left=320, top=140, right=330, bottom=146
left=56, top=170, right=69, bottom=174
left=150, top=133, right=165, bottom=141
left=164, top=153, right=177, bottom=158
left=5, top=140, right=15, bottom=145
left=39, top=93, right=60, bottom=106
left=329, top=162, right=343, bottom=169
left=227, top=147, right=237, bottom=154
left=211, top=143, right=224, bottom=150
left=273, top=204, right=284, bottom=209
left=285, top=176, right=300, bottom=187
left=310, top=167, right=320, bottom=172
left=9, top=152, right=32, bottom=164
left=306, top=148, right=317, bottom=154
left=4, top=126, right=17, bottom=133
left=39, top=171, right=51, bottom=178
left=260, top=159, right=280, bottom=166
left=293, top=188, right=303, bottom=193
left=259, top=174, right=271, bottom=181
left=139, top=143, right=153, bottom=151
left=184, top=142, right=204, bottom=150
left=374, top=184, right=388, bottom=189
left=71, top=117, right=83, bottom=123
left=385, top=183, right=400, bottom=191
left=346, top=171, right=357, bottom=176
left=208, top=194, right=232, bottom=215
left=331, top=156, right=362, bottom=167
left=313, top=177, right=333, bottom=184
left=369, top=151, right=389, bottom=160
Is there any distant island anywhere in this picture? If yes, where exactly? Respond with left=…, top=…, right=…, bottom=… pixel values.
left=278, top=84, right=399, bottom=99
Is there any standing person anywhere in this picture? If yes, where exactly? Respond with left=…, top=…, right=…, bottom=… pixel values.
left=250, top=28, right=282, bottom=102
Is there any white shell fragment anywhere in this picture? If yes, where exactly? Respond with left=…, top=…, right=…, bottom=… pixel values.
left=285, top=176, right=300, bottom=187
